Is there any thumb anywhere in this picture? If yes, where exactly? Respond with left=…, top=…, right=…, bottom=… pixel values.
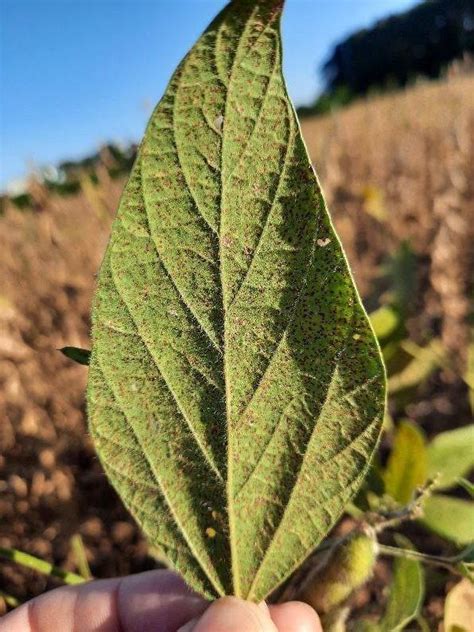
left=179, top=597, right=278, bottom=632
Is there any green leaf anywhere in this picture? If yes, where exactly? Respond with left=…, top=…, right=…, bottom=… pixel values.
left=456, top=544, right=474, bottom=582
left=353, top=537, right=424, bottom=632
left=87, top=0, right=385, bottom=600
left=427, top=425, right=474, bottom=490
left=422, top=495, right=474, bottom=545
left=466, top=331, right=474, bottom=415
left=379, top=536, right=425, bottom=632
left=369, top=306, right=399, bottom=342
left=60, top=346, right=91, bottom=365
left=353, top=622, right=380, bottom=632
left=388, top=339, right=445, bottom=394
left=384, top=420, right=427, bottom=504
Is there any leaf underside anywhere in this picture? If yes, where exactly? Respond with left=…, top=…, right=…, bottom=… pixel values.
left=87, top=0, right=385, bottom=601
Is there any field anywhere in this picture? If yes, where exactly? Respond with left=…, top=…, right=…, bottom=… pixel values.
left=1, top=74, right=473, bottom=624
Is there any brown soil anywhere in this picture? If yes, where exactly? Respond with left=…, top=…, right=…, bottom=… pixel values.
left=1, top=75, right=473, bottom=619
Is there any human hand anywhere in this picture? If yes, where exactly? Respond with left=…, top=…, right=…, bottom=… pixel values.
left=1, top=570, right=322, bottom=631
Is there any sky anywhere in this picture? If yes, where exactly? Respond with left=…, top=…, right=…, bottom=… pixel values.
left=1, top=0, right=417, bottom=190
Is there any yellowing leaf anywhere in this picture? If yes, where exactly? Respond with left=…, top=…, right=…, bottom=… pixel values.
left=87, top=0, right=385, bottom=600
left=361, top=184, right=387, bottom=222
left=384, top=420, right=427, bottom=504
left=444, top=579, right=474, bottom=632
left=427, top=425, right=474, bottom=490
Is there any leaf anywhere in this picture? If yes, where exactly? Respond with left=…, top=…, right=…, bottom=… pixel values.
left=369, top=306, right=399, bottom=342
left=388, top=339, right=445, bottom=394
left=466, top=330, right=474, bottom=415
left=87, top=0, right=385, bottom=600
left=421, top=495, right=474, bottom=545
left=379, top=536, right=425, bottom=632
left=383, top=420, right=427, bottom=504
left=444, top=579, right=474, bottom=632
left=383, top=241, right=417, bottom=318
left=60, top=346, right=91, bottom=365
left=427, top=425, right=474, bottom=490
left=353, top=536, right=424, bottom=632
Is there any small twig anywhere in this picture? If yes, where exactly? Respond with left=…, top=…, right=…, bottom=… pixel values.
left=368, top=480, right=437, bottom=534
left=0, top=546, right=86, bottom=585
left=378, top=544, right=468, bottom=577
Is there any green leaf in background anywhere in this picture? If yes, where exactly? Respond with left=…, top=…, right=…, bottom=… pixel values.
left=422, top=495, right=474, bottom=545
left=87, top=0, right=385, bottom=600
left=384, top=420, right=427, bottom=504
left=444, top=579, right=474, bottom=632
left=456, top=543, right=474, bottom=582
left=427, top=425, right=474, bottom=490
left=379, top=537, right=425, bottom=632
left=388, top=339, right=445, bottom=394
left=383, top=241, right=418, bottom=319
left=353, top=536, right=424, bottom=632
left=369, top=305, right=399, bottom=342
left=60, top=346, right=91, bottom=365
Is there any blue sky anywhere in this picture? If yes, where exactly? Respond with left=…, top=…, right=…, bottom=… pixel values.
left=1, top=0, right=416, bottom=189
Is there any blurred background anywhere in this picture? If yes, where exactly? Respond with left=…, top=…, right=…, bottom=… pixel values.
left=1, top=0, right=473, bottom=627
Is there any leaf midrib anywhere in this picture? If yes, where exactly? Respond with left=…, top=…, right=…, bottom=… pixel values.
left=219, top=2, right=265, bottom=598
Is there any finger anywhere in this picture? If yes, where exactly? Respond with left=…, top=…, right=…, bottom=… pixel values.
left=180, top=597, right=278, bottom=632
left=269, top=601, right=322, bottom=632
left=118, top=569, right=207, bottom=631
left=0, top=570, right=207, bottom=632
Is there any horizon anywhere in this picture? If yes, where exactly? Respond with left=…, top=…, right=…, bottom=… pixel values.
left=1, top=0, right=417, bottom=190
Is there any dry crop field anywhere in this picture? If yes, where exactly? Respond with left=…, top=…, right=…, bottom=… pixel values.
left=1, top=73, right=473, bottom=624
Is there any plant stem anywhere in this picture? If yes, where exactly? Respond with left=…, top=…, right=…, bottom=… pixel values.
left=0, top=546, right=86, bottom=585
left=378, top=544, right=464, bottom=576
left=70, top=534, right=92, bottom=580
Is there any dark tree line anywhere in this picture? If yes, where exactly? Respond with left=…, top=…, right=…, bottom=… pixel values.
left=300, top=0, right=474, bottom=116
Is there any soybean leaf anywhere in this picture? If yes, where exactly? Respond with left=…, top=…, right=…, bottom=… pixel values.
left=466, top=331, right=474, bottom=415
left=369, top=306, right=399, bottom=342
left=456, top=543, right=474, bottom=582
left=60, top=346, right=91, bottom=366
left=379, top=536, right=425, bottom=632
left=384, top=420, right=427, bottom=504
left=427, top=425, right=474, bottom=490
left=388, top=339, right=446, bottom=395
left=353, top=537, right=424, bottom=632
left=87, top=0, right=385, bottom=600
left=422, top=495, right=474, bottom=545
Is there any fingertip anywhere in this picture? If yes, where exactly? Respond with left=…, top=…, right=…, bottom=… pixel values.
left=190, top=596, right=278, bottom=631
left=269, top=600, right=322, bottom=632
